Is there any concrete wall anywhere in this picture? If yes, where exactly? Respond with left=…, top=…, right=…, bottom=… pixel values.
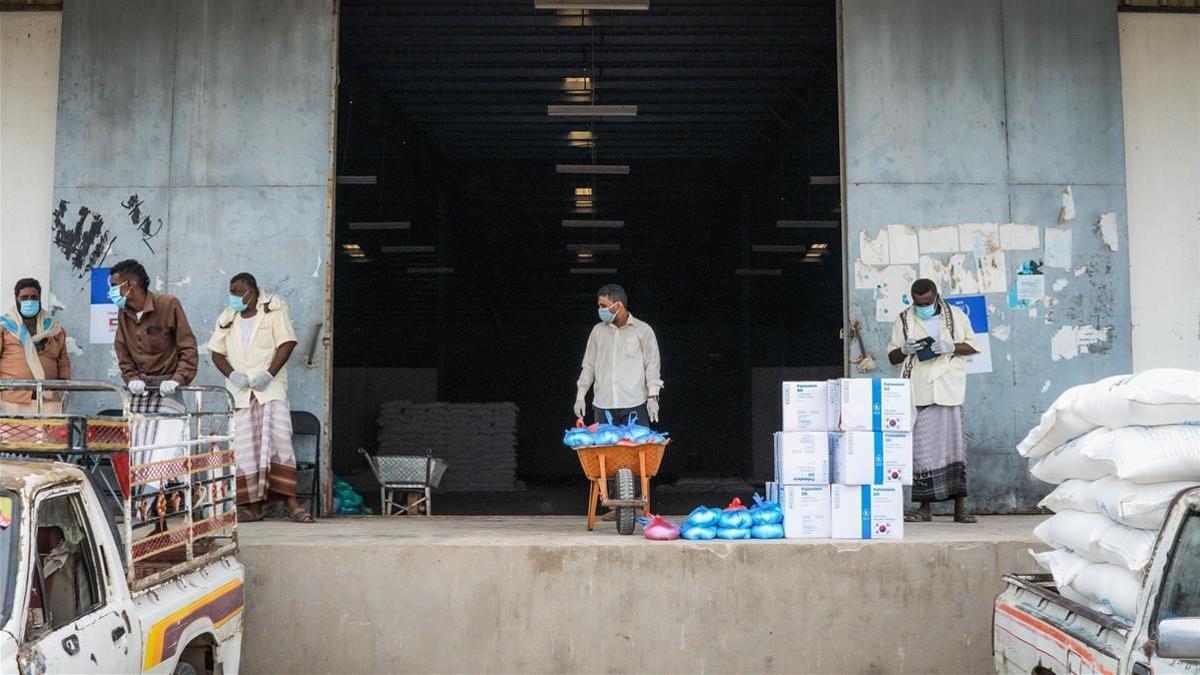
left=49, top=0, right=337, bottom=495
left=1120, top=13, right=1200, bottom=372
left=239, top=517, right=1042, bottom=674
left=0, top=10, right=60, bottom=300
left=842, top=0, right=1132, bottom=512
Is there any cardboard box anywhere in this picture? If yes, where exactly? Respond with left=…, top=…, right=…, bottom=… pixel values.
left=781, top=381, right=838, bottom=432
left=773, top=432, right=831, bottom=484
left=831, top=431, right=913, bottom=485
left=837, top=378, right=913, bottom=432
left=782, top=485, right=832, bottom=539
left=830, top=484, right=904, bottom=539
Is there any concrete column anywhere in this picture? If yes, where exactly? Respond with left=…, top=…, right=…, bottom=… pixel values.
left=0, top=10, right=60, bottom=301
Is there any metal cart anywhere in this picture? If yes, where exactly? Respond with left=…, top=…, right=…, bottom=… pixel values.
left=358, top=448, right=449, bottom=516
left=575, top=441, right=669, bottom=535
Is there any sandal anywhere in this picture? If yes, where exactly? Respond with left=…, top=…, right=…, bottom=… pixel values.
left=904, top=510, right=933, bottom=522
left=238, top=507, right=265, bottom=523
left=289, top=508, right=315, bottom=523
left=954, top=512, right=978, bottom=524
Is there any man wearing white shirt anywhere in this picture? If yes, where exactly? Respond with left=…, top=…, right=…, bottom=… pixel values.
left=574, top=284, right=664, bottom=427
left=888, top=278, right=979, bottom=524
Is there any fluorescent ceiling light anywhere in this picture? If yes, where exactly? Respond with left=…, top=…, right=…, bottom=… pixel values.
left=337, top=175, right=377, bottom=185
left=562, top=219, right=624, bottom=228
left=535, top=0, right=648, bottom=9
left=406, top=267, right=455, bottom=275
left=341, top=243, right=362, bottom=251
left=801, top=257, right=823, bottom=264
left=777, top=220, right=839, bottom=229
left=349, top=221, right=410, bottom=231
left=547, top=105, right=637, bottom=118
left=751, top=245, right=806, bottom=253
left=570, top=267, right=618, bottom=275
left=809, top=243, right=829, bottom=250
left=576, top=251, right=594, bottom=260
left=734, top=269, right=783, bottom=277
left=566, top=243, right=619, bottom=252
left=574, top=186, right=593, bottom=197
left=809, top=175, right=840, bottom=185
left=567, top=130, right=594, bottom=148
left=575, top=199, right=594, bottom=209
left=381, top=245, right=436, bottom=254
left=557, top=164, right=630, bottom=175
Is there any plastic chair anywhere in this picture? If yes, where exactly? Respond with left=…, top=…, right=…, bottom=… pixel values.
left=290, top=411, right=322, bottom=518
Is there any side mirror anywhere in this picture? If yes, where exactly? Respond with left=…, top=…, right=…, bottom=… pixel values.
left=1157, top=618, right=1200, bottom=659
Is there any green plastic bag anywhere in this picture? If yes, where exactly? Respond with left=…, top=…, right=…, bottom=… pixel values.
left=333, top=475, right=372, bottom=515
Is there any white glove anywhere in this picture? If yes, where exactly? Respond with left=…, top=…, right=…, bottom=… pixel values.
left=127, top=379, right=147, bottom=397
left=229, top=371, right=250, bottom=389
left=159, top=379, right=179, bottom=395
left=249, top=372, right=274, bottom=391
left=573, top=398, right=587, bottom=420
left=932, top=339, right=956, bottom=355
left=647, top=398, right=660, bottom=424
left=899, top=339, right=923, bottom=356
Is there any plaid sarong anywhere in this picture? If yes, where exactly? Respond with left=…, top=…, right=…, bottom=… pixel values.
left=234, top=397, right=297, bottom=504
left=911, top=404, right=968, bottom=503
left=129, top=392, right=187, bottom=469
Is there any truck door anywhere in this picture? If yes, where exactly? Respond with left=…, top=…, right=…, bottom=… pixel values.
left=17, top=487, right=138, bottom=674
left=1143, top=507, right=1200, bottom=674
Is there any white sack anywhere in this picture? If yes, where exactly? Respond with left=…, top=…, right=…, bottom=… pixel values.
left=1017, top=370, right=1200, bottom=458
left=1070, top=563, right=1142, bottom=621
left=1030, top=547, right=1091, bottom=588
left=1080, top=425, right=1200, bottom=484
left=1038, top=479, right=1100, bottom=514
left=1033, top=511, right=1111, bottom=562
left=1030, top=429, right=1113, bottom=484
left=1089, top=476, right=1200, bottom=530
left=1096, top=523, right=1157, bottom=573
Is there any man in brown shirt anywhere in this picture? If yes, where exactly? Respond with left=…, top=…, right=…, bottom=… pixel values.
left=0, top=278, right=71, bottom=412
left=109, top=259, right=198, bottom=397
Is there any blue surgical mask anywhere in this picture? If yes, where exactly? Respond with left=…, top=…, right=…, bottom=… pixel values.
left=228, top=293, right=249, bottom=313
left=18, top=300, right=40, bottom=318
left=915, top=304, right=937, bottom=320
left=598, top=307, right=616, bottom=323
left=108, top=282, right=128, bottom=309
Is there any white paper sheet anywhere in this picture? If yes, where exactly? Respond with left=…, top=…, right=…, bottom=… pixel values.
left=959, top=222, right=1001, bottom=257
left=1098, top=212, right=1118, bottom=251
left=1044, top=227, right=1073, bottom=269
left=886, top=224, right=919, bottom=264
left=873, top=265, right=917, bottom=323
left=946, top=254, right=980, bottom=295
left=854, top=259, right=883, bottom=290
left=977, top=251, right=1008, bottom=294
left=1016, top=274, right=1045, bottom=303
left=999, top=223, right=1040, bottom=250
left=859, top=230, right=890, bottom=265
left=919, top=255, right=951, bottom=293
left=917, top=225, right=960, bottom=253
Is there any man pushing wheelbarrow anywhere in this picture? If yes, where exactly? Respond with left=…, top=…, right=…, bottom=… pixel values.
left=571, top=284, right=667, bottom=533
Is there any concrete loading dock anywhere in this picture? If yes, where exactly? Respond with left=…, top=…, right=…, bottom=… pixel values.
left=238, top=517, right=1042, bottom=673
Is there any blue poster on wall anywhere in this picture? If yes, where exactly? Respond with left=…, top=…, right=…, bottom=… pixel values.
left=89, top=267, right=118, bottom=345
left=944, top=294, right=993, bottom=375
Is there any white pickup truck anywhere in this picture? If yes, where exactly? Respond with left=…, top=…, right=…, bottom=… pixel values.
left=993, top=487, right=1200, bottom=674
left=0, top=381, right=243, bottom=675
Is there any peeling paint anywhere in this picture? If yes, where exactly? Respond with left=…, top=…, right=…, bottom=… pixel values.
left=1052, top=279, right=1068, bottom=292
left=1074, top=266, right=1087, bottom=277
left=65, top=336, right=84, bottom=356
left=987, top=303, right=997, bottom=314
left=169, top=276, right=192, bottom=287
left=859, top=230, right=889, bottom=265
left=1097, top=212, right=1119, bottom=251
left=154, top=276, right=165, bottom=292
left=1040, top=380, right=1051, bottom=394
left=1028, top=308, right=1038, bottom=319
left=991, top=325, right=1011, bottom=342
left=311, top=254, right=322, bottom=278
left=1051, top=325, right=1114, bottom=361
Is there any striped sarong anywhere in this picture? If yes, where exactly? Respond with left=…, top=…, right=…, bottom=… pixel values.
left=234, top=397, right=297, bottom=504
left=911, top=404, right=968, bottom=503
left=129, top=392, right=187, bottom=469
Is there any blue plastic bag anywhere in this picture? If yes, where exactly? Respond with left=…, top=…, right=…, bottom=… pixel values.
left=716, top=527, right=751, bottom=540
left=680, top=522, right=718, bottom=540
left=622, top=412, right=655, bottom=443
left=751, top=523, right=785, bottom=539
left=750, top=493, right=784, bottom=526
left=684, top=505, right=720, bottom=528
left=718, top=498, right=753, bottom=530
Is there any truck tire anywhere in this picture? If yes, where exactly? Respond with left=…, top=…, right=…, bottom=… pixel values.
left=173, top=661, right=199, bottom=675
left=615, top=468, right=636, bottom=535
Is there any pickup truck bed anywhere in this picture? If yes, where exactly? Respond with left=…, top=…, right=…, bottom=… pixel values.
left=993, top=574, right=1128, bottom=675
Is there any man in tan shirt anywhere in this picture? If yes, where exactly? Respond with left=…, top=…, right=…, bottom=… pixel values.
left=0, top=278, right=70, bottom=413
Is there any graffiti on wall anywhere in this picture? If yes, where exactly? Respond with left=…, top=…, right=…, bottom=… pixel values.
left=51, top=199, right=114, bottom=279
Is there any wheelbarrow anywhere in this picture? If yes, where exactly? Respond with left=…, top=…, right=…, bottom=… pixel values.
left=575, top=441, right=669, bottom=535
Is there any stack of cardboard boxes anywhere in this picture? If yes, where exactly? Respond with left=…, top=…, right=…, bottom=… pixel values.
left=769, top=379, right=913, bottom=540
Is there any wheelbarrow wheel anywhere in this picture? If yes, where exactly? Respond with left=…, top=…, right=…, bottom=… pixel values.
left=615, top=468, right=637, bottom=535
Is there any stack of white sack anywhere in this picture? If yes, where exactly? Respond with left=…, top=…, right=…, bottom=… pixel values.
left=1018, top=369, right=1200, bottom=624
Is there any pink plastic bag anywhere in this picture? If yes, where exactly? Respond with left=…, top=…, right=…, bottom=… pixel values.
left=639, top=514, right=681, bottom=541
